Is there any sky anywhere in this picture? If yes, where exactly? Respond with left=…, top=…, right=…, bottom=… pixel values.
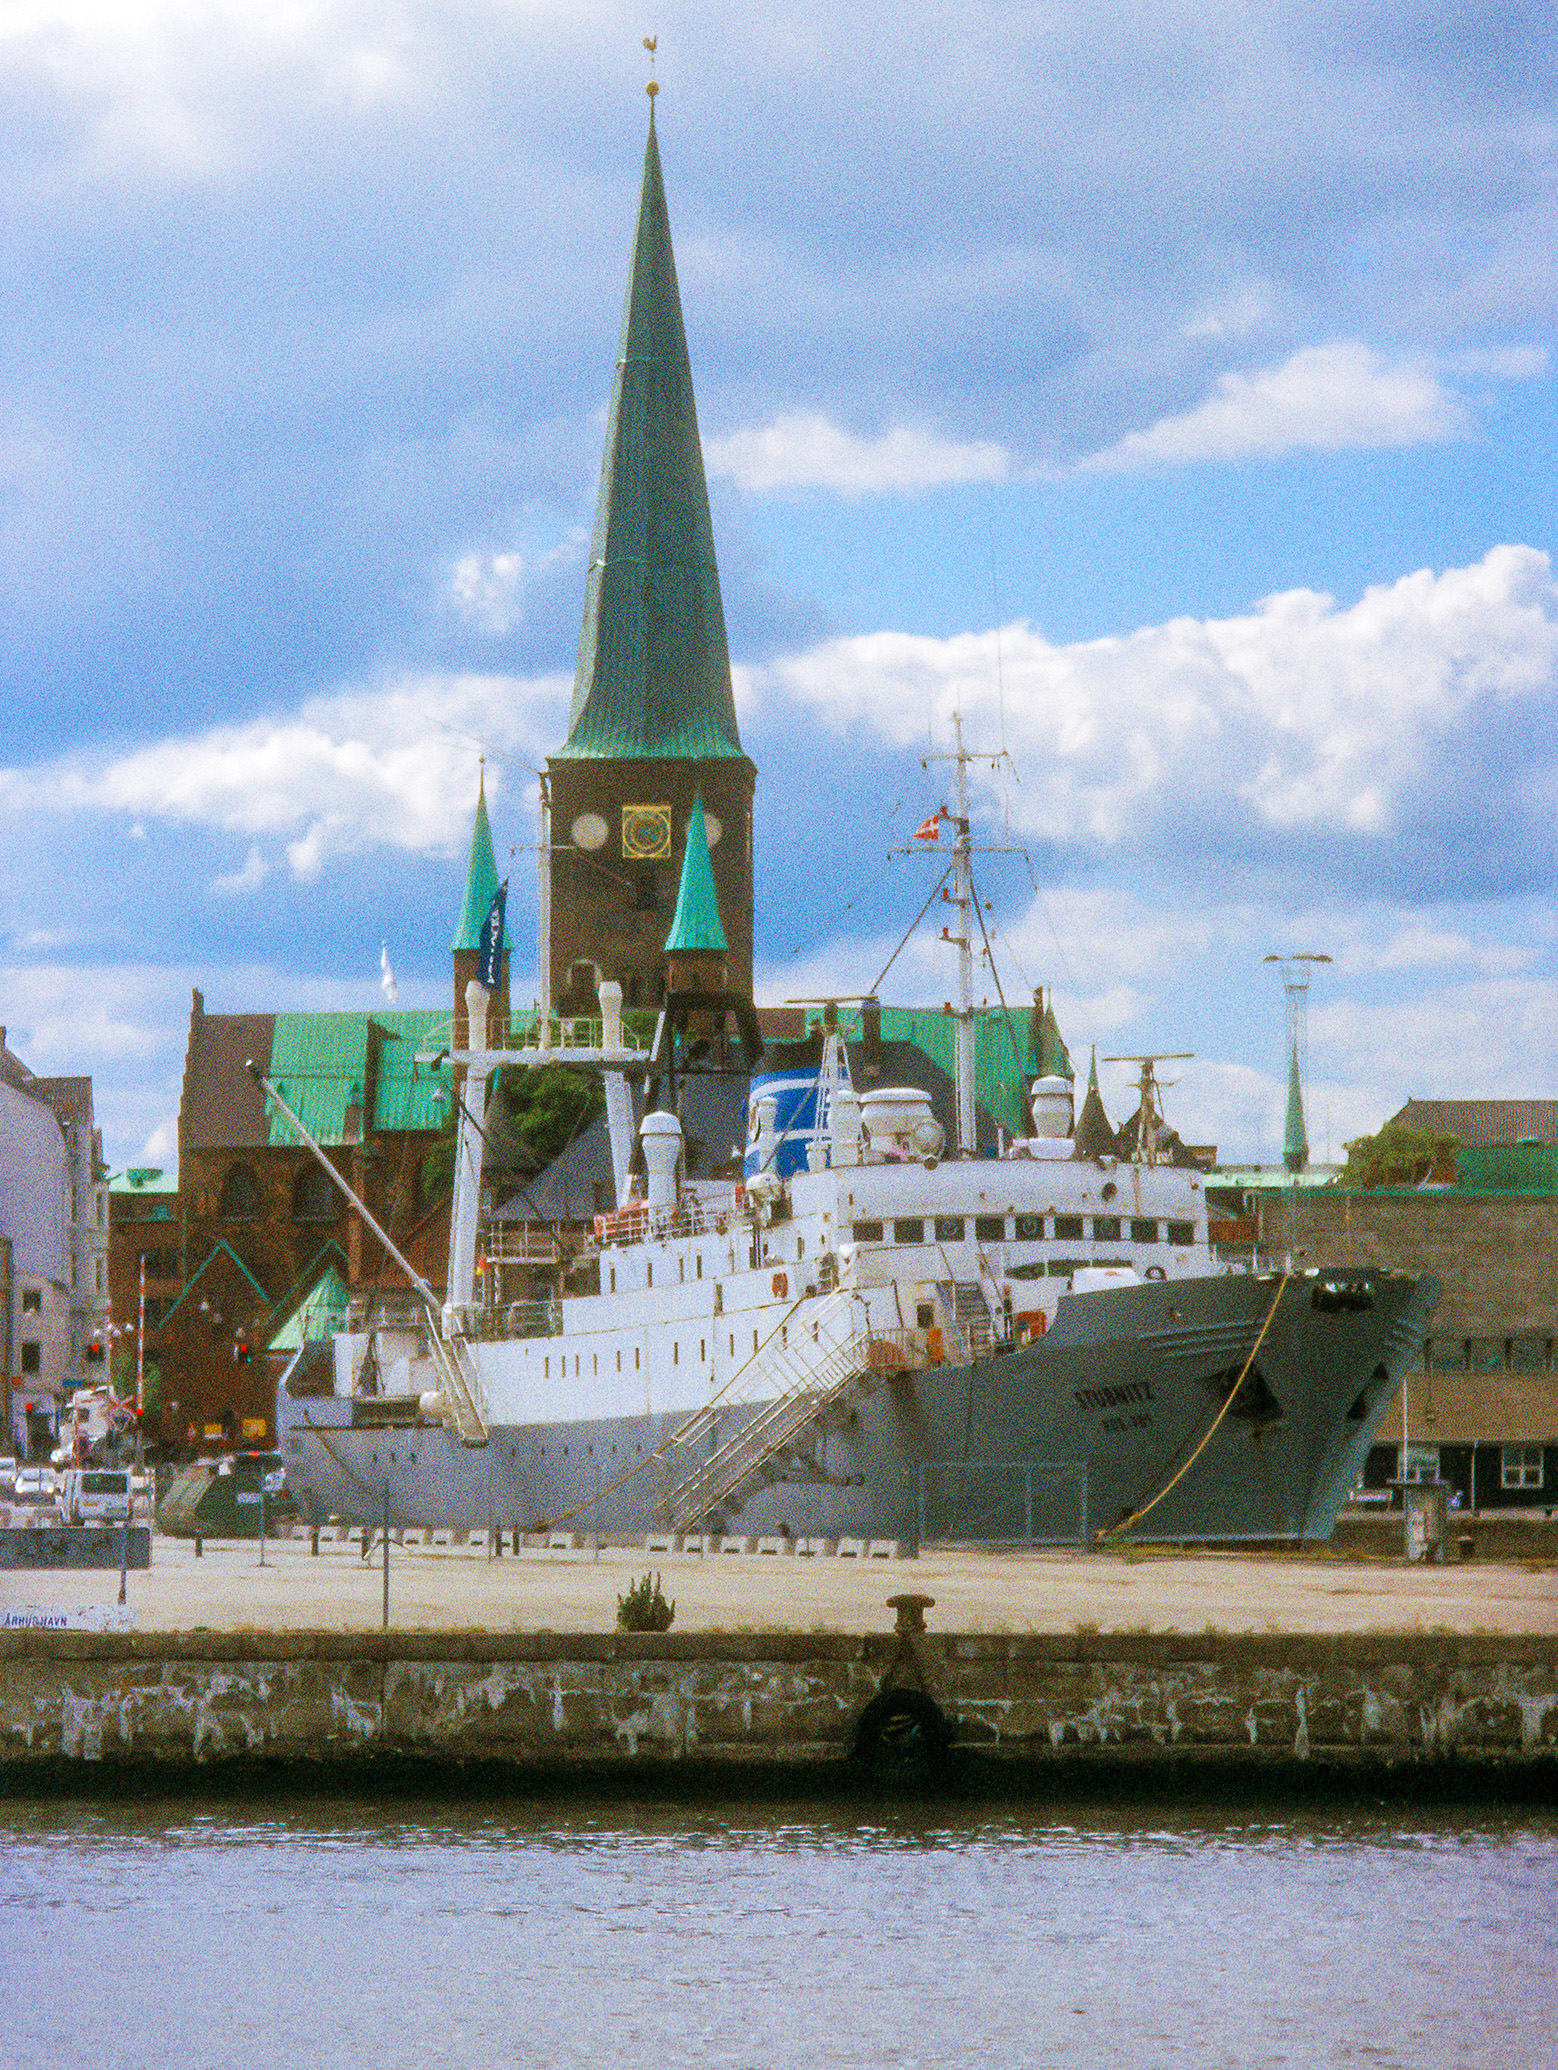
left=1, top=0, right=1554, bottom=1173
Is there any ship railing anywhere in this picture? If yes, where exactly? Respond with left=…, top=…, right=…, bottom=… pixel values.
left=448, top=1298, right=562, bottom=1342
left=485, top=1228, right=565, bottom=1266
left=590, top=1195, right=747, bottom=1250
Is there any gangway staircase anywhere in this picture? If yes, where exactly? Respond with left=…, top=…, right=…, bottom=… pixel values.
left=427, top=1329, right=489, bottom=1446
left=662, top=1292, right=873, bottom=1532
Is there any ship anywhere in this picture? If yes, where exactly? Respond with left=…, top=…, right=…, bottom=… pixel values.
left=273, top=749, right=1436, bottom=1548
left=273, top=103, right=1438, bottom=1544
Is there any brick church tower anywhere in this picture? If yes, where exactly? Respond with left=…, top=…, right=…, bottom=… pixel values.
left=547, top=105, right=756, bottom=1016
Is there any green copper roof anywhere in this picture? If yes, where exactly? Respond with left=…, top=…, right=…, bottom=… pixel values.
left=266, top=1013, right=453, bottom=1143
left=664, top=795, right=728, bottom=954
left=452, top=774, right=511, bottom=951
left=1282, top=1041, right=1309, bottom=1173
left=801, top=1001, right=1056, bottom=1139
left=554, top=114, right=744, bottom=764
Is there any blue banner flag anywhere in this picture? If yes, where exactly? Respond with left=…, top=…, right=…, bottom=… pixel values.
left=478, top=879, right=507, bottom=992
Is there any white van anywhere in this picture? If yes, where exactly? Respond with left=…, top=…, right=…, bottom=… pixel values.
left=61, top=1468, right=132, bottom=1526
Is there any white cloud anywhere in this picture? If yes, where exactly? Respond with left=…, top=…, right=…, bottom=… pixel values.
left=451, top=550, right=527, bottom=634
left=747, top=545, right=1558, bottom=868
left=1079, top=342, right=1468, bottom=473
left=705, top=412, right=1010, bottom=497
left=210, top=843, right=269, bottom=896
left=0, top=668, right=572, bottom=874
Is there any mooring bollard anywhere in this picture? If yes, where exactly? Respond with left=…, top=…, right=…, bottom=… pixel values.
left=194, top=1533, right=203, bottom=1558
left=310, top=1527, right=320, bottom=1557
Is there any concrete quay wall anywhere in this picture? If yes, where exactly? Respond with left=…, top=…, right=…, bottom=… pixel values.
left=2, top=1631, right=1554, bottom=1781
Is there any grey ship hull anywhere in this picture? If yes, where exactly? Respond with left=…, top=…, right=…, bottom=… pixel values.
left=279, top=1266, right=1438, bottom=1544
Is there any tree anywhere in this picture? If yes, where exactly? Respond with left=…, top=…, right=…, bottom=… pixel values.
left=1339, top=1122, right=1458, bottom=1191
left=496, top=1065, right=605, bottom=1174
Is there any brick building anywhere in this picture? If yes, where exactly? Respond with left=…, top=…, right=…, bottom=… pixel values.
left=1241, top=1104, right=1558, bottom=1511
left=157, top=994, right=455, bottom=1453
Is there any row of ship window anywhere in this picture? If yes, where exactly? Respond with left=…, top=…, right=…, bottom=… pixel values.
left=850, top=1214, right=1198, bottom=1247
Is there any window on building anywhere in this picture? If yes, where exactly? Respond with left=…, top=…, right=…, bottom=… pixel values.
left=1016, top=1213, right=1045, bottom=1241
left=96, top=1192, right=106, bottom=1227
left=974, top=1215, right=1005, bottom=1243
left=1166, top=1220, right=1195, bottom=1246
left=1130, top=1219, right=1159, bottom=1244
left=632, top=871, right=658, bottom=913
left=1510, top=1335, right=1550, bottom=1373
left=20, top=1342, right=40, bottom=1374
left=851, top=1220, right=884, bottom=1242
left=1468, top=1338, right=1506, bottom=1374
left=292, top=1165, right=336, bottom=1223
left=893, top=1218, right=925, bottom=1244
left=1054, top=1215, right=1083, bottom=1240
left=646, top=1263, right=653, bottom=1288
left=1401, top=1445, right=1440, bottom=1483
left=934, top=1216, right=964, bottom=1242
left=1092, top=1217, right=1121, bottom=1241
left=1502, top=1446, right=1545, bottom=1491
left=22, top=1288, right=40, bottom=1313
left=1428, top=1338, right=1467, bottom=1373
left=219, top=1164, right=261, bottom=1219
left=141, top=1249, right=179, bottom=1280
left=95, top=1258, right=106, bottom=1294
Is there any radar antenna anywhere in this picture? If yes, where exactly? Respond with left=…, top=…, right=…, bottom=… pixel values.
left=1100, top=1052, right=1195, bottom=1168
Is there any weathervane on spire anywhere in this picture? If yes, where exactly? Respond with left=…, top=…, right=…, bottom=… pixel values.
left=643, top=35, right=658, bottom=100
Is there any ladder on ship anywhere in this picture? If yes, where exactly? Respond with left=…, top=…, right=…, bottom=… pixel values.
left=662, top=1292, right=873, bottom=1532
left=428, top=1330, right=489, bottom=1446
left=947, top=1281, right=995, bottom=1363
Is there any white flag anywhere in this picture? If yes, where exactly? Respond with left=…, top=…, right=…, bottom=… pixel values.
left=380, top=942, right=399, bottom=1003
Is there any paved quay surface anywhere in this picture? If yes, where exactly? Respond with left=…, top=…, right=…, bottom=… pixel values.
left=2, top=1534, right=1553, bottom=1636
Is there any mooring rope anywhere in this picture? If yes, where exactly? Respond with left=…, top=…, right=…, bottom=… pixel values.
left=1098, top=1271, right=1291, bottom=1545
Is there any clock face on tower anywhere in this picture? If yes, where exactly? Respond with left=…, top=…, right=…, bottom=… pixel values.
left=621, top=804, right=672, bottom=860
left=570, top=812, right=608, bottom=851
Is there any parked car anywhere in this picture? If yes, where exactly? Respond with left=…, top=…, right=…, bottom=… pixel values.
left=0, top=1456, right=17, bottom=1498
left=12, top=1466, right=59, bottom=1505
left=60, top=1467, right=133, bottom=1526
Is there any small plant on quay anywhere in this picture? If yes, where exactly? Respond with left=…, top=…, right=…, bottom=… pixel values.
left=617, top=1571, right=675, bottom=1632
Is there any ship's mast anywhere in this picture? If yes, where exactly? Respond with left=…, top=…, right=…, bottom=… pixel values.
left=951, top=708, right=976, bottom=1155
left=917, top=706, right=1017, bottom=1157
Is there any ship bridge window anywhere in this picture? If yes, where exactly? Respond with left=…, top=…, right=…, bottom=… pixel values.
left=1130, top=1218, right=1159, bottom=1244
left=1092, top=1216, right=1121, bottom=1241
left=1049, top=1214, right=1078, bottom=1240
left=696, top=1255, right=703, bottom=1279
left=893, top=1218, right=925, bottom=1244
left=797, top=1236, right=806, bottom=1258
left=1016, top=1213, right=1044, bottom=1241
left=934, top=1216, right=964, bottom=1242
left=1049, top=1258, right=1084, bottom=1278
left=852, top=1220, right=884, bottom=1242
left=1008, top=1261, right=1046, bottom=1280
left=975, top=1215, right=1005, bottom=1243
left=679, top=1257, right=685, bottom=1283
left=1166, top=1220, right=1195, bottom=1246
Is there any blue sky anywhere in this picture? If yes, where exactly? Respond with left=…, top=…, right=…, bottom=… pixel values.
left=1, top=1, right=1554, bottom=1171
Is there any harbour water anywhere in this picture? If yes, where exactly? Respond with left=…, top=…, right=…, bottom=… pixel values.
left=4, top=1794, right=1552, bottom=2068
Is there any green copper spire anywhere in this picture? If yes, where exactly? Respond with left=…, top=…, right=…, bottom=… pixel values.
left=1282, top=1040, right=1309, bottom=1173
left=555, top=111, right=744, bottom=763
left=452, top=769, right=509, bottom=952
left=1087, top=1045, right=1100, bottom=1093
left=663, top=795, right=728, bottom=954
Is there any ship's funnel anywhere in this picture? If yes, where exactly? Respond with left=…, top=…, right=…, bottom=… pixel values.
left=599, top=978, right=623, bottom=1050
left=1029, top=1074, right=1073, bottom=1139
left=640, top=1108, right=683, bottom=1212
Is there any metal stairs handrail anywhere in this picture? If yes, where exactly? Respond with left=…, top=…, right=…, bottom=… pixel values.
left=663, top=1292, right=872, bottom=1531
left=428, top=1329, right=489, bottom=1446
